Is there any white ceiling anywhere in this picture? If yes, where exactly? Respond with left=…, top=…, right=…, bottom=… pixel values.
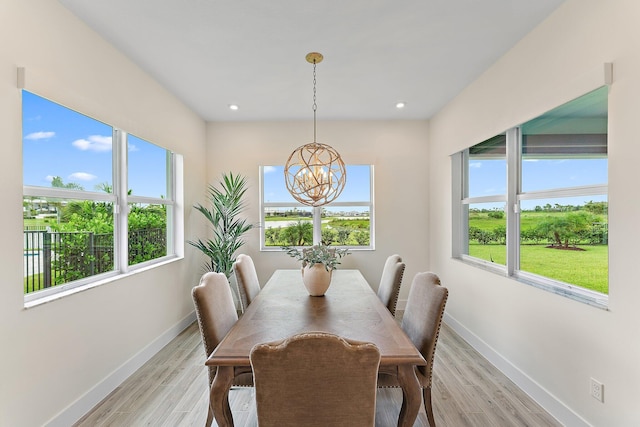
left=57, top=0, right=566, bottom=122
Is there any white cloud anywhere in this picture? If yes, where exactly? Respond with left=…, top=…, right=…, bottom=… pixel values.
left=469, top=162, right=482, bottom=168
left=264, top=166, right=277, bottom=173
left=45, top=175, right=55, bottom=182
left=128, top=144, right=139, bottom=152
left=69, top=172, right=97, bottom=181
left=72, top=135, right=112, bottom=152
left=25, top=131, right=55, bottom=140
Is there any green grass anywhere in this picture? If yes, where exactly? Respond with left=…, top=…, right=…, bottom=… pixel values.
left=468, top=215, right=505, bottom=230
left=469, top=244, right=608, bottom=294
left=24, top=217, right=56, bottom=227
left=468, top=209, right=608, bottom=294
left=326, top=218, right=369, bottom=228
left=468, top=244, right=507, bottom=265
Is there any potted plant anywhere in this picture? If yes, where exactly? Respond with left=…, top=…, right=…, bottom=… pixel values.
left=283, top=244, right=350, bottom=296
left=189, top=172, right=254, bottom=279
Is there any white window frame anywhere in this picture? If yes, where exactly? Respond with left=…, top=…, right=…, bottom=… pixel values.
left=22, top=91, right=182, bottom=305
left=260, top=165, right=375, bottom=251
left=452, top=90, right=608, bottom=309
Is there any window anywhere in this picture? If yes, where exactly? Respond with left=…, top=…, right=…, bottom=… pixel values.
left=453, top=86, right=608, bottom=307
left=22, top=91, right=180, bottom=302
left=261, top=165, right=373, bottom=249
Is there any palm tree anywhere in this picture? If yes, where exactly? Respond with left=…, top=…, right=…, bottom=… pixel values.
left=282, top=220, right=313, bottom=246
left=188, top=172, right=254, bottom=278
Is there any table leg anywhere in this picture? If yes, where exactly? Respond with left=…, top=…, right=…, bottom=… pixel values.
left=396, top=364, right=421, bottom=427
left=210, top=366, right=234, bottom=427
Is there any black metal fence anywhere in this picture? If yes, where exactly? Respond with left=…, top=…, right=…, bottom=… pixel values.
left=24, top=229, right=166, bottom=294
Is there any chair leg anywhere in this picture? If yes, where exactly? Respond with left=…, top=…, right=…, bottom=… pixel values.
left=423, top=387, right=436, bottom=427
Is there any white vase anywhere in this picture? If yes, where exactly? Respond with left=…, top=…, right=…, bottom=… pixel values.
left=301, top=263, right=333, bottom=296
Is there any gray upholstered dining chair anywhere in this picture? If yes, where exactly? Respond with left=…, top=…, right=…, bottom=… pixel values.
left=250, top=332, right=381, bottom=427
left=191, top=272, right=253, bottom=427
left=232, top=254, right=261, bottom=313
left=376, top=254, right=406, bottom=317
left=378, top=272, right=448, bottom=427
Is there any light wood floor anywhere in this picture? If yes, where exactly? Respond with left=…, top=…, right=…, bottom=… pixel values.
left=74, top=318, right=562, bottom=427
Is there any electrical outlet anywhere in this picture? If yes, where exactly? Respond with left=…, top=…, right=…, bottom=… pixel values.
left=590, top=378, right=604, bottom=402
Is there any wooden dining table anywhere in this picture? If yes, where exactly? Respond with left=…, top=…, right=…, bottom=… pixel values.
left=206, top=269, right=426, bottom=427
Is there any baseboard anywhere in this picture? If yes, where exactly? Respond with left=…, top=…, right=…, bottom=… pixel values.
left=45, top=308, right=588, bottom=426
left=44, top=311, right=197, bottom=427
left=443, top=312, right=591, bottom=427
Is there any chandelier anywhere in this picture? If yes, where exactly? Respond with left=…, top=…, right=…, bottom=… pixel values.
left=284, top=52, right=346, bottom=207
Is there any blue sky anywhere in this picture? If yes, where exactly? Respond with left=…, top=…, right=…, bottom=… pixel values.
left=23, top=90, right=606, bottom=211
left=23, top=91, right=368, bottom=205
left=469, top=157, right=608, bottom=210
left=263, top=164, right=371, bottom=212
left=22, top=91, right=168, bottom=198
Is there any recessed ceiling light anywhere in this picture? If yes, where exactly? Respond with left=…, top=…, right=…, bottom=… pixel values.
left=228, top=104, right=239, bottom=111
left=395, top=102, right=406, bottom=109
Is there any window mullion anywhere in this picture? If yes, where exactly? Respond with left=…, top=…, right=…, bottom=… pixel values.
left=506, top=127, right=520, bottom=276
left=313, top=206, right=322, bottom=245
left=114, top=129, right=129, bottom=273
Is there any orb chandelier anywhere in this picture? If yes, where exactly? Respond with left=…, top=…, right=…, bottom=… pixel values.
left=284, top=52, right=346, bottom=207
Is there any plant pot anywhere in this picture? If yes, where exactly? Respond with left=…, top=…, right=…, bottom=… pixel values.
left=301, top=263, right=333, bottom=296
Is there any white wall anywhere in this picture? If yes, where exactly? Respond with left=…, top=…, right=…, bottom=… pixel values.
left=206, top=120, right=429, bottom=299
left=0, top=1, right=207, bottom=426
left=429, top=1, right=640, bottom=426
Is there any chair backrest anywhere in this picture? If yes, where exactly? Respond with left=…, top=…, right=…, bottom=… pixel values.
left=401, top=272, right=448, bottom=385
left=233, top=254, right=261, bottom=312
left=250, top=332, right=381, bottom=427
left=376, top=254, right=405, bottom=316
left=192, top=272, right=238, bottom=384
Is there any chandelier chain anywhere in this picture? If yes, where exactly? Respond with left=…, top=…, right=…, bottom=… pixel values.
left=313, top=61, right=318, bottom=142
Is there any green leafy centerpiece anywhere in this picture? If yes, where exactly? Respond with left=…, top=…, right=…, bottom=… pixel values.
left=283, top=244, right=350, bottom=296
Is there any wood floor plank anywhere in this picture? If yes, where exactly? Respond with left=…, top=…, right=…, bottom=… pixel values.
left=74, top=318, right=562, bottom=427
left=173, top=369, right=209, bottom=413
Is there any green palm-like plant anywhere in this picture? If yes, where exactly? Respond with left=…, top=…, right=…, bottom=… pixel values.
left=188, top=172, right=254, bottom=278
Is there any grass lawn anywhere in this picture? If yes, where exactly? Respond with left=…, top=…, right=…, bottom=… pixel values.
left=469, top=244, right=608, bottom=294
left=24, top=217, right=57, bottom=227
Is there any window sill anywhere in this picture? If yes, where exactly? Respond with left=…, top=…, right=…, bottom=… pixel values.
left=23, top=255, right=183, bottom=309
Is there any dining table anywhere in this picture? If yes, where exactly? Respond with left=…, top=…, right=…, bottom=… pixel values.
left=206, top=268, right=426, bottom=427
